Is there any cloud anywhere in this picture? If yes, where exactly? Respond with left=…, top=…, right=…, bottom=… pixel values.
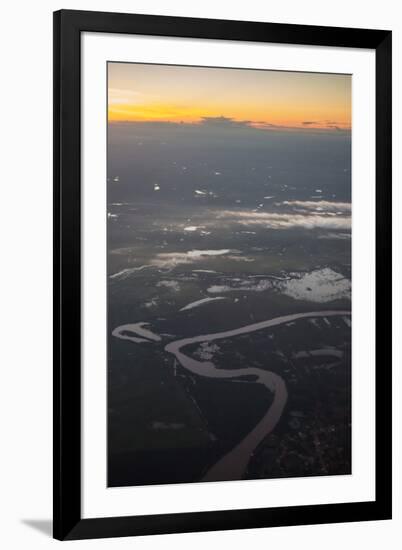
left=150, top=249, right=234, bottom=268
left=279, top=200, right=351, bottom=212
left=326, top=125, right=342, bottom=131
left=323, top=121, right=351, bottom=131
left=252, top=122, right=291, bottom=130
left=200, top=116, right=253, bottom=129
left=216, top=209, right=351, bottom=230
left=318, top=232, right=351, bottom=240
left=154, top=201, right=351, bottom=236
left=109, top=114, right=351, bottom=133
left=189, top=116, right=315, bottom=131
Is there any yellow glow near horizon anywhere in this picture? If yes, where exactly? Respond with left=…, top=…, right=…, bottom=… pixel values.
left=108, top=62, right=351, bottom=130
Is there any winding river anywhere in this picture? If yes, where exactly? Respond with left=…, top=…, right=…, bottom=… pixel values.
left=164, top=310, right=351, bottom=481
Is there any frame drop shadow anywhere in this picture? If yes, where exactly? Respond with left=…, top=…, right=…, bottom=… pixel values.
left=22, top=519, right=52, bottom=537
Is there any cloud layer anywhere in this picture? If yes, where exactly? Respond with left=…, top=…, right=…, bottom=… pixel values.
left=278, top=200, right=351, bottom=212
left=216, top=209, right=351, bottom=230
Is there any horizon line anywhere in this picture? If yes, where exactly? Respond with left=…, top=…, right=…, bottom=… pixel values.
left=107, top=116, right=351, bottom=133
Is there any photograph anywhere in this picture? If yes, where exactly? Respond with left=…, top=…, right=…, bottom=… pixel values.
left=107, top=62, right=352, bottom=488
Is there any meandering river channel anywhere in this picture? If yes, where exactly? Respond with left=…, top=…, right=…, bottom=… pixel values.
left=164, top=310, right=351, bottom=481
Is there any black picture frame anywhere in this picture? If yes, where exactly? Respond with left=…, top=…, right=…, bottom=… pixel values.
left=53, top=9, right=392, bottom=541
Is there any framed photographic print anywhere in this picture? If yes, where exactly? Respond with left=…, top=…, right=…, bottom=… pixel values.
left=53, top=9, right=392, bottom=540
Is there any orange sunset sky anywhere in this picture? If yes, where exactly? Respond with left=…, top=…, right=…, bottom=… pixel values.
left=108, top=62, right=351, bottom=130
